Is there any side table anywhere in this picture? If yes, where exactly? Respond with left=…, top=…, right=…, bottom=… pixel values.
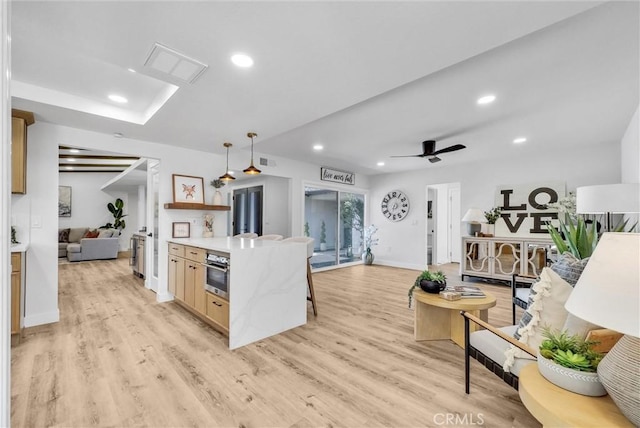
left=413, top=289, right=496, bottom=348
left=518, top=363, right=633, bottom=427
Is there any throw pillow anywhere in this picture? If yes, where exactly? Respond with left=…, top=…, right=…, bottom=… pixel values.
left=69, top=227, right=88, bottom=243
left=504, top=268, right=573, bottom=372
left=97, top=229, right=113, bottom=238
left=550, top=252, right=590, bottom=286
left=58, top=228, right=70, bottom=243
left=84, top=229, right=100, bottom=239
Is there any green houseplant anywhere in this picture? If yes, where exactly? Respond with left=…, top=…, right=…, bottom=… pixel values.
left=408, top=270, right=446, bottom=307
left=546, top=217, right=598, bottom=260
left=101, top=198, right=126, bottom=232
left=320, top=220, right=327, bottom=251
left=537, top=328, right=606, bottom=396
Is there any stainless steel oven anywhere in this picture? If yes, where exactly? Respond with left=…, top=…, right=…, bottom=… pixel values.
left=203, top=251, right=229, bottom=299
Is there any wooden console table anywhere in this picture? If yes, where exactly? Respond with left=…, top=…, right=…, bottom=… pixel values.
left=413, top=290, right=496, bottom=348
left=518, top=364, right=632, bottom=427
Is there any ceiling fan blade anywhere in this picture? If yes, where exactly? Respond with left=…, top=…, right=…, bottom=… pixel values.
left=431, top=144, right=466, bottom=156
left=429, top=156, right=441, bottom=163
left=390, top=154, right=426, bottom=158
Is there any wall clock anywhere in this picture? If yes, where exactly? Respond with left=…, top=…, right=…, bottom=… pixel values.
left=381, top=190, right=410, bottom=222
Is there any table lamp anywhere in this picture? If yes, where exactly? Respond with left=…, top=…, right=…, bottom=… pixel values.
left=564, top=233, right=640, bottom=425
left=576, top=183, right=640, bottom=231
left=461, top=208, right=485, bottom=236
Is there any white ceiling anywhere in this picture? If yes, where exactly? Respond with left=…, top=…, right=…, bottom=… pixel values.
left=10, top=1, right=639, bottom=175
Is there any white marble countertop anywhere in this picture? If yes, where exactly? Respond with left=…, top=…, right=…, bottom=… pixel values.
left=11, top=243, right=29, bottom=252
left=167, top=236, right=291, bottom=253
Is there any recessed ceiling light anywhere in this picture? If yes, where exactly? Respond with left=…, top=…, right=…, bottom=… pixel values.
left=377, top=161, right=385, bottom=166
left=477, top=94, right=496, bottom=105
left=69, top=148, right=80, bottom=153
left=231, top=53, right=254, bottom=68
left=127, top=68, right=136, bottom=73
left=313, top=144, right=323, bottom=151
left=513, top=137, right=527, bottom=144
left=113, top=132, right=124, bottom=138
left=108, top=94, right=128, bottom=104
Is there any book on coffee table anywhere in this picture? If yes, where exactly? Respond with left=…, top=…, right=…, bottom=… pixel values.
left=443, top=285, right=486, bottom=298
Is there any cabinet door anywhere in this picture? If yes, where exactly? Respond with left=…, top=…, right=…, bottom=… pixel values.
left=168, top=256, right=178, bottom=295
left=462, top=239, right=491, bottom=276
left=11, top=117, right=27, bottom=194
left=11, top=253, right=21, bottom=334
left=184, top=262, right=196, bottom=307
left=492, top=240, right=522, bottom=277
left=206, top=293, right=229, bottom=330
left=193, top=263, right=206, bottom=315
left=175, top=258, right=185, bottom=301
left=522, top=241, right=552, bottom=278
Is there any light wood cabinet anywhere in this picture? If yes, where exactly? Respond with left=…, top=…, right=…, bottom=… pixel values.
left=11, top=253, right=22, bottom=335
left=461, top=236, right=553, bottom=283
left=167, top=243, right=228, bottom=334
left=11, top=110, right=34, bottom=194
left=206, top=292, right=229, bottom=331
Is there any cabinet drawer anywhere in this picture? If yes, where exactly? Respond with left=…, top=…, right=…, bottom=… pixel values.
left=11, top=253, right=21, bottom=273
left=168, top=243, right=185, bottom=257
left=206, top=292, right=229, bottom=330
left=185, top=246, right=206, bottom=263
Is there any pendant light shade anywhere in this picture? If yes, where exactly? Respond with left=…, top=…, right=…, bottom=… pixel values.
left=219, top=142, right=235, bottom=181
left=243, top=132, right=261, bottom=175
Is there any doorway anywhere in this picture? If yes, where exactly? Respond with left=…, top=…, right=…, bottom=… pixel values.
left=304, top=186, right=365, bottom=269
left=426, top=182, right=461, bottom=266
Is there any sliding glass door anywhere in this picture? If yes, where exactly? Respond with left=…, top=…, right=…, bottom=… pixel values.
left=304, top=186, right=365, bottom=269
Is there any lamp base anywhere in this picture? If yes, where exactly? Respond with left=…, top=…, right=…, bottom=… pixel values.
left=467, top=223, right=481, bottom=236
left=597, top=335, right=639, bottom=425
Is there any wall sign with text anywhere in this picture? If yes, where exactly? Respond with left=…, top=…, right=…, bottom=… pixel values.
left=494, top=182, right=565, bottom=237
left=320, top=167, right=355, bottom=185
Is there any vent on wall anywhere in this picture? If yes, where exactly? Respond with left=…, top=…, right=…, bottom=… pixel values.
left=259, top=157, right=277, bottom=167
left=144, top=43, right=208, bottom=84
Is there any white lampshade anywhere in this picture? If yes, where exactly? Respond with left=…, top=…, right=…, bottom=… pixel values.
left=461, top=208, right=485, bottom=223
left=576, top=183, right=640, bottom=214
left=565, top=233, right=640, bottom=337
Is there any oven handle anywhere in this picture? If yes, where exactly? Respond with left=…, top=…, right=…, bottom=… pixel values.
left=201, top=262, right=228, bottom=273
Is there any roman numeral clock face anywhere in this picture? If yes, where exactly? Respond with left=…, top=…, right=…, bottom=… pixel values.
left=381, top=190, right=410, bottom=222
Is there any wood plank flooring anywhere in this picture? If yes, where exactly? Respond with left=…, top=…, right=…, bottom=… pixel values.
left=11, top=259, right=539, bottom=427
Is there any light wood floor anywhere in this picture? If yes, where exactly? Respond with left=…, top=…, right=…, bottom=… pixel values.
left=11, top=259, right=539, bottom=427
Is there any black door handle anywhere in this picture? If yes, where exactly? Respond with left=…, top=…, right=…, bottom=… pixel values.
left=147, top=233, right=153, bottom=237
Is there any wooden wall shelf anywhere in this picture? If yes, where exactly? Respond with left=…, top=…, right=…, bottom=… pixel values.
left=164, top=203, right=231, bottom=211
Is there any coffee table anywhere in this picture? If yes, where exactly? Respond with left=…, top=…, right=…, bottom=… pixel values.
left=413, top=289, right=497, bottom=348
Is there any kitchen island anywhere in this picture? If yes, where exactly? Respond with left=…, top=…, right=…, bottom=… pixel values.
left=167, top=237, right=307, bottom=349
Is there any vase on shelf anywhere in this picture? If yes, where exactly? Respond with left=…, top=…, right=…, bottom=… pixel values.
left=213, top=190, right=223, bottom=206
left=362, top=248, right=374, bottom=265
left=484, top=223, right=495, bottom=236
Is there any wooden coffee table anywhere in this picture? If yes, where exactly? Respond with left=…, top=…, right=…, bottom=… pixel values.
left=413, top=289, right=497, bottom=348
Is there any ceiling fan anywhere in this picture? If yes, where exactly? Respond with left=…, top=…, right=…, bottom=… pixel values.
left=391, top=140, right=466, bottom=163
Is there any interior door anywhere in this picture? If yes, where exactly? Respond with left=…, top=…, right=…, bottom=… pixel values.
left=233, top=186, right=263, bottom=235
left=146, top=159, right=160, bottom=292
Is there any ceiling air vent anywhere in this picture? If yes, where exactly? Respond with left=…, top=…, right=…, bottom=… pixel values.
left=260, top=157, right=276, bottom=167
left=144, top=43, right=208, bottom=84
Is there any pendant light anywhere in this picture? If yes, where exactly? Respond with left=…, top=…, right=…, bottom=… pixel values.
left=243, top=132, right=261, bottom=175
left=219, top=142, right=235, bottom=181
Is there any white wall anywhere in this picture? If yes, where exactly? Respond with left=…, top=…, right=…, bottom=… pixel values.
left=369, top=142, right=620, bottom=270
left=58, top=172, right=130, bottom=250
left=621, top=105, right=639, bottom=183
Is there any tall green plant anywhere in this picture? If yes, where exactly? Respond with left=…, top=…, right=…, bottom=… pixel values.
left=546, top=217, right=597, bottom=259
left=102, top=198, right=127, bottom=230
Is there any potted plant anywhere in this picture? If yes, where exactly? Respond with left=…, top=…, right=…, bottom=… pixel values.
left=320, top=221, right=327, bottom=251
left=210, top=178, right=226, bottom=205
left=304, top=221, right=310, bottom=237
left=483, top=206, right=501, bottom=236
left=408, top=270, right=446, bottom=307
left=537, top=328, right=606, bottom=396
left=101, top=198, right=126, bottom=233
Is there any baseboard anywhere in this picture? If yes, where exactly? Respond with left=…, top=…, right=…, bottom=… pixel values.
left=373, top=259, right=424, bottom=271
left=24, top=310, right=60, bottom=327
left=156, top=291, right=174, bottom=303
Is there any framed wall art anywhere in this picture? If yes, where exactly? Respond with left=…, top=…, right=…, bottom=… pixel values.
left=58, top=186, right=72, bottom=217
left=172, top=174, right=205, bottom=204
left=172, top=222, right=191, bottom=238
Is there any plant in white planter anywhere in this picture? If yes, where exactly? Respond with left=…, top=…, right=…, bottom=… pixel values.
left=210, top=178, right=225, bottom=205
left=538, top=328, right=606, bottom=396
